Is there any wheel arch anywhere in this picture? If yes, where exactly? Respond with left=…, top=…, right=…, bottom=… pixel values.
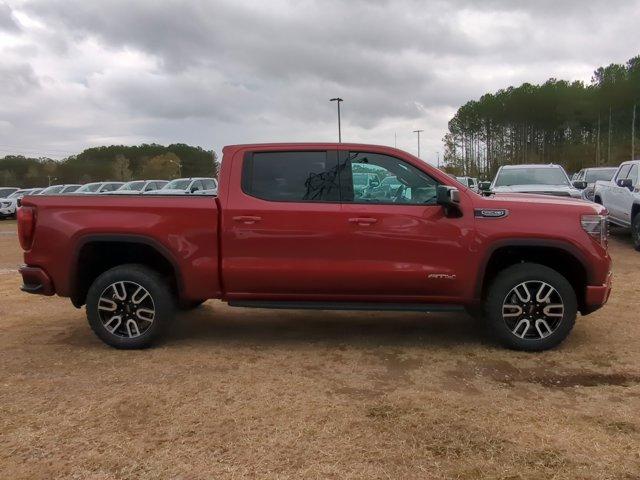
left=476, top=239, right=590, bottom=313
left=69, top=234, right=183, bottom=308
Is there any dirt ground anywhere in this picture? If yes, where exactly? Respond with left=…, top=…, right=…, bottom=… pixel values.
left=0, top=219, right=639, bottom=480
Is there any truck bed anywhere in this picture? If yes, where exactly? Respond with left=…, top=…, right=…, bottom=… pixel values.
left=20, top=195, right=221, bottom=303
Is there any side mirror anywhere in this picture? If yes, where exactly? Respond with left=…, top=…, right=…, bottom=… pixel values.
left=479, top=181, right=492, bottom=192
left=437, top=185, right=461, bottom=216
left=617, top=178, right=633, bottom=190
left=573, top=180, right=588, bottom=190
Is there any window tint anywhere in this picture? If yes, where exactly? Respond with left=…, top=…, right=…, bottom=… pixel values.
left=627, top=164, right=639, bottom=185
left=616, top=164, right=631, bottom=181
left=242, top=151, right=339, bottom=202
left=343, top=152, right=439, bottom=205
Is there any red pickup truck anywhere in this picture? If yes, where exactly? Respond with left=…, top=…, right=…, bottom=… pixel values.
left=18, top=143, right=612, bottom=351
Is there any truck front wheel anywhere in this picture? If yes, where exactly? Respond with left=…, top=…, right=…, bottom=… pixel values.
left=632, top=214, right=640, bottom=251
left=484, top=263, right=577, bottom=351
left=86, top=264, right=175, bottom=349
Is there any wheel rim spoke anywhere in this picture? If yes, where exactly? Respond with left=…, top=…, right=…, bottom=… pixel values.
left=502, top=280, right=564, bottom=341
left=98, top=281, right=155, bottom=339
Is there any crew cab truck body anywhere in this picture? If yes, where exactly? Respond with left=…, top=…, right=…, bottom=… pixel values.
left=593, top=160, right=640, bottom=249
left=18, top=143, right=612, bottom=351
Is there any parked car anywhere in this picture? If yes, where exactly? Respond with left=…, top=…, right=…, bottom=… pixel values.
left=572, top=167, right=617, bottom=201
left=1, top=188, right=42, bottom=218
left=488, top=164, right=582, bottom=198
left=38, top=184, right=82, bottom=195
left=147, top=177, right=217, bottom=195
left=18, top=143, right=611, bottom=352
left=593, top=160, right=640, bottom=248
left=0, top=187, right=20, bottom=198
left=108, top=180, right=169, bottom=195
left=74, top=182, right=125, bottom=194
left=456, top=176, right=479, bottom=193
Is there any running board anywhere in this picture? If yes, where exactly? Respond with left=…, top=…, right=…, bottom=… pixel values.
left=227, top=300, right=464, bottom=313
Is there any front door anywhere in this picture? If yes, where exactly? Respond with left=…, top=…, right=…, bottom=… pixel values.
left=335, top=150, right=473, bottom=302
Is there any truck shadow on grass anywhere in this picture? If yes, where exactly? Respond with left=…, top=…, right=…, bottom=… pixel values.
left=166, top=306, right=486, bottom=348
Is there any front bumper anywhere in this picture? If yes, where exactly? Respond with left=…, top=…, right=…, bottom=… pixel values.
left=583, top=271, right=612, bottom=314
left=19, top=266, right=55, bottom=296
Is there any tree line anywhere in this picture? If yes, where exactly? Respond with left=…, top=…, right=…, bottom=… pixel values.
left=0, top=144, right=219, bottom=187
left=443, top=55, right=640, bottom=178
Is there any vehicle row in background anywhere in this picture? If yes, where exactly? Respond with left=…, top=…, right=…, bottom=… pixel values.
left=0, top=177, right=218, bottom=219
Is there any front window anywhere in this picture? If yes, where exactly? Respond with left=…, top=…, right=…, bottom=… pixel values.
left=345, top=152, right=439, bottom=204
left=494, top=167, right=569, bottom=187
left=164, top=179, right=191, bottom=190
left=40, top=185, right=64, bottom=195
left=585, top=168, right=617, bottom=183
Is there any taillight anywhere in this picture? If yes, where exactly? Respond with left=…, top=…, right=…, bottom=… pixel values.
left=17, top=206, right=36, bottom=250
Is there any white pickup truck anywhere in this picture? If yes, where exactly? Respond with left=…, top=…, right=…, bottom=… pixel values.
left=593, top=160, right=640, bottom=248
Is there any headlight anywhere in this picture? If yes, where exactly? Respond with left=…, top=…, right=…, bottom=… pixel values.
left=581, top=214, right=607, bottom=247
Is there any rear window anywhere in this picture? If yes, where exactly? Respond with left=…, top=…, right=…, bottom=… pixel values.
left=242, top=151, right=339, bottom=202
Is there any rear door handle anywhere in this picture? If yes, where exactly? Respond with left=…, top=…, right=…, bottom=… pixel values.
left=348, top=217, right=378, bottom=226
left=233, top=215, right=262, bottom=224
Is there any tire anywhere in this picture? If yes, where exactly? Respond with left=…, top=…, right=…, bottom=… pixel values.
left=484, top=263, right=577, bottom=351
left=632, top=213, right=640, bottom=251
left=86, top=264, right=175, bottom=349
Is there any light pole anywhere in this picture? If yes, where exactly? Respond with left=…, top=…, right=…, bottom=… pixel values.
left=436, top=151, right=440, bottom=169
left=413, top=129, right=424, bottom=158
left=330, top=98, right=343, bottom=142
left=167, top=158, right=182, bottom=177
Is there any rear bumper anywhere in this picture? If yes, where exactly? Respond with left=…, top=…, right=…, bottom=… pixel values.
left=583, top=271, right=612, bottom=314
left=19, top=266, right=55, bottom=296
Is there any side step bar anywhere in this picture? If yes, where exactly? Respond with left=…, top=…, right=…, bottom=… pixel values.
left=228, top=300, right=464, bottom=313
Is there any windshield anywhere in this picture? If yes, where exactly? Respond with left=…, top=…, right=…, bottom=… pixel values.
left=164, top=179, right=190, bottom=190
left=494, top=167, right=569, bottom=187
left=120, top=181, right=145, bottom=191
left=61, top=185, right=80, bottom=193
left=40, top=185, right=64, bottom=195
left=76, top=183, right=101, bottom=192
left=0, top=188, right=17, bottom=198
left=8, top=190, right=27, bottom=198
left=585, top=168, right=617, bottom=183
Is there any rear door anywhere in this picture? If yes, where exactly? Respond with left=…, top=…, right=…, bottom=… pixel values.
left=336, top=150, right=472, bottom=301
left=221, top=149, right=346, bottom=298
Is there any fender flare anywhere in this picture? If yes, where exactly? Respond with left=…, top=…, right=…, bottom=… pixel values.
left=474, top=238, right=592, bottom=299
left=69, top=233, right=184, bottom=306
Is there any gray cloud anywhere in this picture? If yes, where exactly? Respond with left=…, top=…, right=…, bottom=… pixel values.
left=0, top=1, right=19, bottom=31
left=0, top=0, right=639, bottom=161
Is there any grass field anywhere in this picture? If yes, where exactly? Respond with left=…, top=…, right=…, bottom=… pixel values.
left=1, top=219, right=639, bottom=479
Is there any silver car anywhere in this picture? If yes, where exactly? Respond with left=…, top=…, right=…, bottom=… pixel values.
left=490, top=164, right=582, bottom=198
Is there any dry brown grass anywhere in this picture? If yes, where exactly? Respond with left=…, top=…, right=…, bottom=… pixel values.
left=1, top=219, right=639, bottom=479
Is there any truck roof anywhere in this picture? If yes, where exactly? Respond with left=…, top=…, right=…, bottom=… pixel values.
left=500, top=164, right=563, bottom=169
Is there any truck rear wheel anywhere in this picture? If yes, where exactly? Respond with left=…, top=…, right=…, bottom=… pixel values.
left=86, top=264, right=175, bottom=349
left=484, top=263, right=577, bottom=351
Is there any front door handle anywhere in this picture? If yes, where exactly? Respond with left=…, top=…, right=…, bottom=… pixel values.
left=348, top=217, right=378, bottom=226
left=233, top=215, right=262, bottom=224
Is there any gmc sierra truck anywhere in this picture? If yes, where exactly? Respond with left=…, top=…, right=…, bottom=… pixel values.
left=18, top=143, right=612, bottom=351
left=593, top=160, right=640, bottom=249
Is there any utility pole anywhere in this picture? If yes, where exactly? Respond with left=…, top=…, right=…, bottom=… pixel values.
left=394, top=132, right=397, bottom=148
left=632, top=103, right=636, bottom=160
left=329, top=98, right=343, bottom=143
left=608, top=105, right=612, bottom=164
left=596, top=113, right=601, bottom=166
left=413, top=129, right=424, bottom=158
left=436, top=151, right=440, bottom=169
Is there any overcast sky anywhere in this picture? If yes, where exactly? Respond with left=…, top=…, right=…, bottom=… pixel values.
left=1, top=0, right=639, bottom=163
